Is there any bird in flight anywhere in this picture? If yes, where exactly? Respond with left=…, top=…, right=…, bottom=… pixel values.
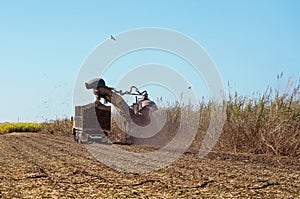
left=110, top=35, right=116, bottom=41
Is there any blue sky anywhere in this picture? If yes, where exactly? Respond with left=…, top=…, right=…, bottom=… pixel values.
left=0, top=0, right=299, bottom=122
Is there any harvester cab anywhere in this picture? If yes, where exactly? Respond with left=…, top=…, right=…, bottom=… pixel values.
left=73, top=78, right=158, bottom=144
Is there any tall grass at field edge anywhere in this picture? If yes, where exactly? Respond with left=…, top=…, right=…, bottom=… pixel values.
left=110, top=78, right=300, bottom=157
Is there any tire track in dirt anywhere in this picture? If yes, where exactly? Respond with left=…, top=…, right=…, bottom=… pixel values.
left=32, top=133, right=76, bottom=146
left=0, top=135, right=61, bottom=198
left=85, top=143, right=180, bottom=172
left=27, top=133, right=179, bottom=173
left=12, top=135, right=111, bottom=182
left=7, top=134, right=144, bottom=187
left=0, top=136, right=45, bottom=180
left=22, top=134, right=95, bottom=161
left=17, top=134, right=167, bottom=191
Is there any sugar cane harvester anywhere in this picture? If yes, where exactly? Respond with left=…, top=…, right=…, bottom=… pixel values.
left=72, top=78, right=158, bottom=144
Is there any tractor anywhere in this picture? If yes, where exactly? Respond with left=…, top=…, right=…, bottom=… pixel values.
left=72, top=78, right=157, bottom=144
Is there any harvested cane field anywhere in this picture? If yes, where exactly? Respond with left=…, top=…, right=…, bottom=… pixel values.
left=0, top=132, right=299, bottom=198
left=1, top=83, right=300, bottom=198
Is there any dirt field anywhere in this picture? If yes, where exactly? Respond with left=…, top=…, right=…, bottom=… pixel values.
left=0, top=133, right=299, bottom=198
